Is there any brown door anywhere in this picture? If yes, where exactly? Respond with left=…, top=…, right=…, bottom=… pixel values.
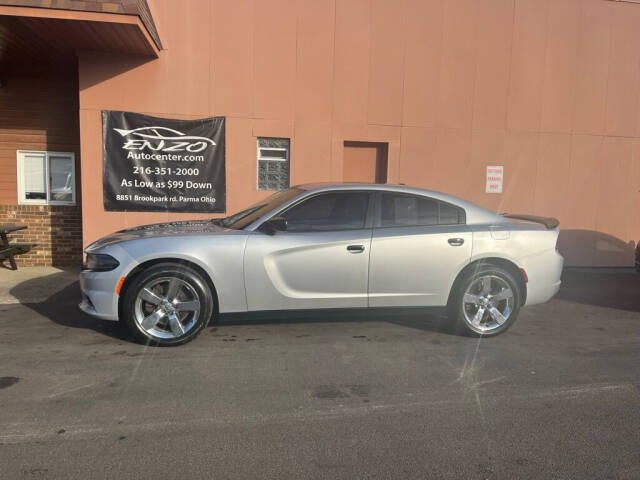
left=343, top=141, right=388, bottom=183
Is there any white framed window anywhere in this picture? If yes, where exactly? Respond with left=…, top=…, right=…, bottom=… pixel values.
left=17, top=150, right=76, bottom=205
left=257, top=137, right=290, bottom=191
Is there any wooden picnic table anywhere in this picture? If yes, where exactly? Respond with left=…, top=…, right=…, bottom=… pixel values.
left=0, top=224, right=29, bottom=270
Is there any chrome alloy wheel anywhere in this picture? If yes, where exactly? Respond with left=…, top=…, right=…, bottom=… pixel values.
left=462, top=275, right=514, bottom=333
left=134, top=276, right=201, bottom=339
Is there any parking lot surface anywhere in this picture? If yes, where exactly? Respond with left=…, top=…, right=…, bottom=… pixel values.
left=1, top=270, right=639, bottom=479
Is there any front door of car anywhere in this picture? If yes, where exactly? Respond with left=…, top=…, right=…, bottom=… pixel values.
left=244, top=191, right=373, bottom=311
left=368, top=192, right=472, bottom=307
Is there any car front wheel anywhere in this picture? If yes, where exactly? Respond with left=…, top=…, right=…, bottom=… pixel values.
left=449, top=265, right=522, bottom=337
left=122, top=263, right=213, bottom=346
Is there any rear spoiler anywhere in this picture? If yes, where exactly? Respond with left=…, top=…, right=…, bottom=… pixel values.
left=501, top=214, right=560, bottom=230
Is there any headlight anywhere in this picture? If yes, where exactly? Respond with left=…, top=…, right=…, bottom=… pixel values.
left=83, top=253, right=120, bottom=272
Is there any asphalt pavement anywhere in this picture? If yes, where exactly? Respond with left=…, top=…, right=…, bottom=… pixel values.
left=0, top=270, right=639, bottom=479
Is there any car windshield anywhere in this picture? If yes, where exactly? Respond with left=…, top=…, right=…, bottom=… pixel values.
left=217, top=188, right=304, bottom=230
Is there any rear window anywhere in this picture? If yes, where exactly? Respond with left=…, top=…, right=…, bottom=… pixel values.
left=378, top=193, right=465, bottom=227
left=439, top=201, right=466, bottom=225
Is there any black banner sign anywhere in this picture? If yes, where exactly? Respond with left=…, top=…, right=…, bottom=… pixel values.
left=102, top=111, right=225, bottom=212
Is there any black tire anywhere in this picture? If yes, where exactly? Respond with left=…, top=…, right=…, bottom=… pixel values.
left=448, top=265, right=522, bottom=337
left=121, top=262, right=214, bottom=346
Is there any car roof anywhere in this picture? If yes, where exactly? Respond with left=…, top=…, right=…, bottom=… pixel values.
left=296, top=182, right=459, bottom=198
left=297, top=182, right=407, bottom=191
left=295, top=182, right=460, bottom=198
left=290, top=183, right=503, bottom=225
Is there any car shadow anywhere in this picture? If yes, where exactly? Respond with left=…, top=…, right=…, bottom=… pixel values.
left=10, top=272, right=127, bottom=341
left=556, top=269, right=640, bottom=313
left=217, top=308, right=458, bottom=336
left=557, top=230, right=636, bottom=267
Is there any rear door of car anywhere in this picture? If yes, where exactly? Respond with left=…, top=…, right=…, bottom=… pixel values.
left=244, top=190, right=374, bottom=311
left=368, top=192, right=472, bottom=307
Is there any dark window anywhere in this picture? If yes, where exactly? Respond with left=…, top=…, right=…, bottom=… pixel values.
left=378, top=193, right=465, bottom=227
left=281, top=192, right=369, bottom=232
left=439, top=201, right=465, bottom=225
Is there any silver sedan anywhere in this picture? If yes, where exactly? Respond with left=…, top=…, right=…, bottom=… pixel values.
left=79, top=184, right=563, bottom=346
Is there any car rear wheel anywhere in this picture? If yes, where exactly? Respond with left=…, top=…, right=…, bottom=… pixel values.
left=122, top=263, right=213, bottom=346
left=449, top=265, right=521, bottom=337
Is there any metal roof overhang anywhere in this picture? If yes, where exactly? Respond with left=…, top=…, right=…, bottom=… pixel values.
left=0, top=5, right=159, bottom=70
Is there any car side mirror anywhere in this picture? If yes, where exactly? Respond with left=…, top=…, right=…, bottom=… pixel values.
left=263, top=216, right=288, bottom=234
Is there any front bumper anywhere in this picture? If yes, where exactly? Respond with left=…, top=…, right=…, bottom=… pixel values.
left=78, top=245, right=137, bottom=321
left=79, top=290, right=117, bottom=320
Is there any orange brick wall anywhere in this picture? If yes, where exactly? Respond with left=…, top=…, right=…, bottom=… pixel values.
left=78, top=0, right=640, bottom=267
left=0, top=205, right=82, bottom=267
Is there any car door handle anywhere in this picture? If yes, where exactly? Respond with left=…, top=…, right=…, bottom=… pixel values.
left=347, top=244, right=365, bottom=253
left=448, top=238, right=465, bottom=247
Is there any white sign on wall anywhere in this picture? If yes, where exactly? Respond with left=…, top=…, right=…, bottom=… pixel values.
left=486, top=166, right=504, bottom=194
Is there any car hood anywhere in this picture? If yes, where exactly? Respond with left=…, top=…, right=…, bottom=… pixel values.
left=86, top=219, right=233, bottom=251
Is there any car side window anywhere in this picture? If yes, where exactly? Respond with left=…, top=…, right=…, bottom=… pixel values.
left=378, top=193, right=465, bottom=227
left=281, top=192, right=370, bottom=232
left=439, top=201, right=465, bottom=225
